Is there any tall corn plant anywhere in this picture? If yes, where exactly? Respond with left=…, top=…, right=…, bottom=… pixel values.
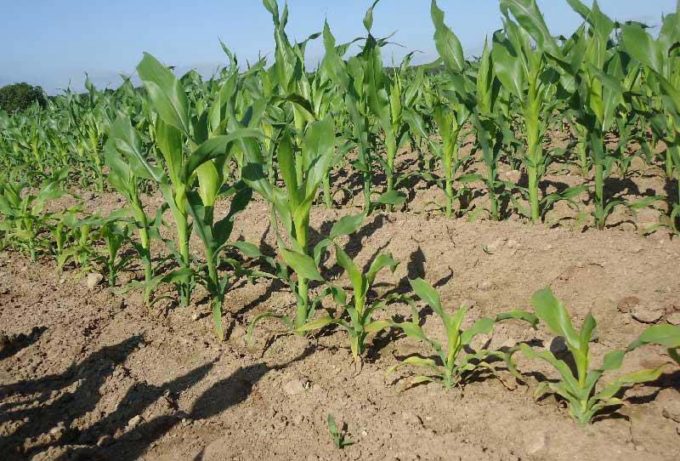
left=323, top=5, right=406, bottom=213
left=242, top=118, right=336, bottom=331
left=493, top=0, right=561, bottom=223
left=430, top=0, right=474, bottom=218
left=621, top=9, right=680, bottom=231
left=561, top=0, right=625, bottom=229
left=104, top=119, right=157, bottom=303
left=474, top=40, right=505, bottom=221
left=111, top=53, right=259, bottom=339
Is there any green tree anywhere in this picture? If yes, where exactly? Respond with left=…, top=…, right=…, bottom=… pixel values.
left=0, top=83, right=47, bottom=113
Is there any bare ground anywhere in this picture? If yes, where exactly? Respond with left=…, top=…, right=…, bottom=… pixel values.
left=2, top=150, right=680, bottom=460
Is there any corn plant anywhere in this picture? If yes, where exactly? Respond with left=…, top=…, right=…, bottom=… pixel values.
left=323, top=10, right=405, bottom=213
left=131, top=53, right=259, bottom=314
left=493, top=0, right=561, bottom=222
left=0, top=175, right=65, bottom=261
left=299, top=230, right=399, bottom=361
left=389, top=278, right=537, bottom=389
left=621, top=9, right=680, bottom=231
left=104, top=119, right=158, bottom=301
left=474, top=40, right=506, bottom=221
left=244, top=213, right=366, bottom=341
left=430, top=0, right=475, bottom=218
left=242, top=118, right=336, bottom=331
left=520, top=288, right=663, bottom=425
left=327, top=414, right=353, bottom=449
left=559, top=1, right=628, bottom=229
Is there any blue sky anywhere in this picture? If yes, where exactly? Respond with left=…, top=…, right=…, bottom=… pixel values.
left=1, top=0, right=676, bottom=94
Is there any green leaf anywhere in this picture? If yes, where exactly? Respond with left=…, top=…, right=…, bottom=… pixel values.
left=500, top=0, right=560, bottom=57
left=531, top=288, right=579, bottom=350
left=303, top=117, right=335, bottom=197
left=495, top=310, right=539, bottom=328
left=595, top=367, right=664, bottom=402
left=431, top=0, right=466, bottom=72
left=621, top=24, right=663, bottom=74
left=280, top=247, right=324, bottom=282
left=375, top=190, right=406, bottom=206
left=184, top=129, right=262, bottom=179
left=231, top=241, right=262, bottom=258
left=492, top=36, right=525, bottom=101
left=366, top=253, right=398, bottom=286
left=460, top=317, right=495, bottom=345
left=329, top=213, right=365, bottom=240
left=137, top=53, right=191, bottom=136
left=108, top=116, right=163, bottom=182
left=296, top=315, right=335, bottom=333
left=363, top=0, right=380, bottom=31
left=409, top=278, right=445, bottom=319
left=335, top=244, right=364, bottom=296
left=403, top=356, right=439, bottom=370
left=600, top=349, right=624, bottom=371
left=278, top=131, right=300, bottom=204
left=628, top=324, right=680, bottom=350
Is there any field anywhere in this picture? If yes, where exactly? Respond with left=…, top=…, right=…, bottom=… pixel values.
left=1, top=0, right=680, bottom=460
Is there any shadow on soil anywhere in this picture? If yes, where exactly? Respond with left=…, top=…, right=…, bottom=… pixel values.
left=0, top=336, right=310, bottom=461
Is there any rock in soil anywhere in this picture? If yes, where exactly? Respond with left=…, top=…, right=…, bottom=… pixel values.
left=85, top=272, right=104, bottom=290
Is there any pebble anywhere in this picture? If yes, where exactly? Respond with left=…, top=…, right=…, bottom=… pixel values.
left=401, top=411, right=423, bottom=427
left=127, top=415, right=143, bottom=430
left=85, top=272, right=104, bottom=290
left=191, top=312, right=201, bottom=321
left=617, top=296, right=640, bottom=314
left=97, top=435, right=113, bottom=447
left=283, top=378, right=307, bottom=396
left=525, top=431, right=548, bottom=454
left=478, top=280, right=494, bottom=291
left=230, top=324, right=247, bottom=340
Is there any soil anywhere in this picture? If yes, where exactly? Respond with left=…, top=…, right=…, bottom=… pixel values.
left=2, top=155, right=680, bottom=460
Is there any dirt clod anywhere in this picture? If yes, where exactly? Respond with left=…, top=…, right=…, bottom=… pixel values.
left=85, top=272, right=103, bottom=290
left=631, top=303, right=664, bottom=324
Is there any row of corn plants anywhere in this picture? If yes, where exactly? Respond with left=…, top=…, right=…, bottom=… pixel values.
left=0, top=0, right=678, bottom=430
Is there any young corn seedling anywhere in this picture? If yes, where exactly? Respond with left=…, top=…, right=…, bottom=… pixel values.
left=96, top=215, right=132, bottom=287
left=520, top=288, right=664, bottom=425
left=390, top=278, right=537, bottom=389
left=55, top=213, right=97, bottom=273
left=327, top=414, right=353, bottom=449
left=298, top=233, right=399, bottom=362
left=0, top=176, right=65, bottom=261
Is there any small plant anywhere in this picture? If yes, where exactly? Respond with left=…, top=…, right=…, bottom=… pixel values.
left=0, top=176, right=65, bottom=261
left=97, top=215, right=132, bottom=287
left=389, top=278, right=537, bottom=389
left=245, top=213, right=365, bottom=341
left=327, top=414, right=353, bottom=449
left=520, top=288, right=664, bottom=425
left=299, top=236, right=399, bottom=361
